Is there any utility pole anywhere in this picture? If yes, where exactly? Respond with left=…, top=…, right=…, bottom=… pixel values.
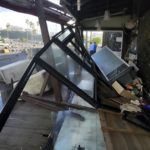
left=35, top=0, right=62, bottom=103
left=86, top=31, right=88, bottom=49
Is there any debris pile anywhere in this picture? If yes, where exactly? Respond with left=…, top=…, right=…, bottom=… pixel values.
left=93, top=46, right=150, bottom=131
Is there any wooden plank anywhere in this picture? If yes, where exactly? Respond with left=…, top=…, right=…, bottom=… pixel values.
left=0, top=102, right=57, bottom=149
left=3, top=102, right=56, bottom=130
left=122, top=121, right=144, bottom=150
left=40, top=72, right=49, bottom=96
left=98, top=108, right=122, bottom=116
left=35, top=0, right=62, bottom=102
left=108, top=97, right=131, bottom=105
left=21, top=92, right=96, bottom=112
left=50, top=77, right=62, bottom=103
left=20, top=94, right=67, bottom=111
left=101, top=127, right=150, bottom=136
left=99, top=109, right=150, bottom=150
left=99, top=110, right=114, bottom=150
left=135, top=135, right=150, bottom=150
left=104, top=111, right=128, bottom=150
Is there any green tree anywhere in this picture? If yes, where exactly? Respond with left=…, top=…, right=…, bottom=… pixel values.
left=25, top=19, right=30, bottom=40
left=33, top=28, right=37, bottom=41
left=33, top=28, right=37, bottom=34
left=36, top=21, right=39, bottom=26
left=6, top=23, right=11, bottom=39
left=0, top=38, right=6, bottom=43
left=21, top=38, right=28, bottom=42
left=29, top=21, right=34, bottom=30
left=36, top=21, right=40, bottom=35
left=25, top=19, right=30, bottom=26
left=91, top=37, right=102, bottom=45
left=29, top=21, right=35, bottom=41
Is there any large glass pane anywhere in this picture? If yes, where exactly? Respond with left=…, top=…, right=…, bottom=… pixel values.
left=67, top=42, right=83, bottom=61
left=58, top=29, right=71, bottom=41
left=40, top=43, right=94, bottom=98
left=67, top=39, right=92, bottom=68
left=53, top=109, right=104, bottom=150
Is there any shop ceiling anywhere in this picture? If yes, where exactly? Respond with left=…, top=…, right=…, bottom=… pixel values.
left=61, top=0, right=150, bottom=30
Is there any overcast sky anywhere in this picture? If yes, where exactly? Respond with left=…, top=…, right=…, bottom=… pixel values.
left=0, top=7, right=39, bottom=29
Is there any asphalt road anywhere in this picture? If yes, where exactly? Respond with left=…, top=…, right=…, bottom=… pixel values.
left=0, top=52, right=27, bottom=67
left=0, top=52, right=27, bottom=79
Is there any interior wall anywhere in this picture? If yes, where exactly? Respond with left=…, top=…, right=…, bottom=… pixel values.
left=137, top=10, right=150, bottom=96
left=81, top=15, right=131, bottom=30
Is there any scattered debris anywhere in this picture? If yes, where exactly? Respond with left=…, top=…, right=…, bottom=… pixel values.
left=125, top=84, right=134, bottom=90
left=93, top=46, right=149, bottom=132
left=130, top=99, right=140, bottom=105
left=112, top=81, right=138, bottom=100
left=120, top=103, right=141, bottom=113
left=21, top=92, right=96, bottom=112
left=133, top=77, right=143, bottom=92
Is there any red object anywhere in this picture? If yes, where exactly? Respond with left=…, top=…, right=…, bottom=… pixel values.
left=140, top=102, right=147, bottom=106
left=125, top=84, right=134, bottom=90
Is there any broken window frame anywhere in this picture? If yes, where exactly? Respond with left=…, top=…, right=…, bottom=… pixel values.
left=0, top=26, right=98, bottom=131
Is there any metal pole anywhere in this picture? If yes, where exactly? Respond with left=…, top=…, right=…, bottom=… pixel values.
left=86, top=31, right=88, bottom=50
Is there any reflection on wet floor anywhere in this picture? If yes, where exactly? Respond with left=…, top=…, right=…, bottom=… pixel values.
left=0, top=96, right=6, bottom=111
left=0, top=92, right=3, bottom=111
left=0, top=91, right=4, bottom=111
left=0, top=89, right=10, bottom=111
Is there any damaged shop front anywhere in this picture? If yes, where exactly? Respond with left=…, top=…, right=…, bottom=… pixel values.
left=0, top=25, right=150, bottom=149
left=0, top=0, right=150, bottom=149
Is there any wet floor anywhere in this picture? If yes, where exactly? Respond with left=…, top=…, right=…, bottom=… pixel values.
left=0, top=93, right=3, bottom=111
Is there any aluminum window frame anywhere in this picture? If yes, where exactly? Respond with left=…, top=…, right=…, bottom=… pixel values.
left=0, top=26, right=99, bottom=131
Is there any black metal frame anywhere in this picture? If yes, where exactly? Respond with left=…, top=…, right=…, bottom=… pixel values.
left=0, top=26, right=99, bottom=131
left=0, top=60, right=36, bottom=131
left=35, top=57, right=97, bottom=107
left=54, top=39, right=96, bottom=77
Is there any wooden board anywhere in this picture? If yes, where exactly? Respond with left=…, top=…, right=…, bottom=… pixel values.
left=0, top=101, right=58, bottom=150
left=98, top=108, right=150, bottom=150
left=102, top=97, right=131, bottom=109
left=0, top=84, right=70, bottom=149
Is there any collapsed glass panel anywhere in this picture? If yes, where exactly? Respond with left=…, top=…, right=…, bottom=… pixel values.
left=56, top=28, right=94, bottom=70
left=67, top=38, right=93, bottom=69
left=0, top=26, right=98, bottom=131
left=40, top=43, right=94, bottom=98
left=21, top=65, right=51, bottom=95
left=53, top=109, right=104, bottom=150
left=67, top=42, right=83, bottom=61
